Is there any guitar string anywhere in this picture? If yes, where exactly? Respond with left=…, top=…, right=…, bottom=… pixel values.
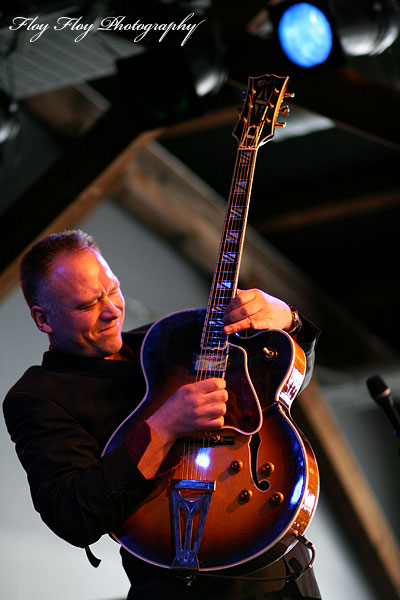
left=212, top=142, right=256, bottom=472
left=193, top=146, right=254, bottom=482
left=205, top=153, right=245, bottom=479
left=185, top=86, right=265, bottom=482
left=186, top=153, right=243, bottom=482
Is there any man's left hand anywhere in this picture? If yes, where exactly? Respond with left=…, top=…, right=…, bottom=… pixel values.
left=223, top=289, right=292, bottom=334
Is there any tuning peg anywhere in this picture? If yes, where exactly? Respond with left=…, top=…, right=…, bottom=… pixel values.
left=280, top=104, right=290, bottom=115
left=275, top=122, right=286, bottom=128
left=284, top=92, right=295, bottom=98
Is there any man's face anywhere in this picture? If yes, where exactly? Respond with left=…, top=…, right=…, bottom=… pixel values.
left=36, top=249, right=125, bottom=358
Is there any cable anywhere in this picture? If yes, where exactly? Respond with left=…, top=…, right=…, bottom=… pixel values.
left=172, top=533, right=316, bottom=586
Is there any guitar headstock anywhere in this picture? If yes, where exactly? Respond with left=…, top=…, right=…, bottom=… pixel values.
left=233, top=74, right=292, bottom=149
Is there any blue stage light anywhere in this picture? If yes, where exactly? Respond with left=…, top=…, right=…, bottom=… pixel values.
left=278, top=3, right=333, bottom=68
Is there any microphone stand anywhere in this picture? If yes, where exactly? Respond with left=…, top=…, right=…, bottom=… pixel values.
left=366, top=374, right=400, bottom=457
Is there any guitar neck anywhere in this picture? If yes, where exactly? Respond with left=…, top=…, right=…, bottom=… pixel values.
left=201, top=147, right=258, bottom=352
left=199, top=73, right=290, bottom=355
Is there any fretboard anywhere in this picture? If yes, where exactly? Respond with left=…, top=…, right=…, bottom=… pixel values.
left=200, top=148, right=259, bottom=353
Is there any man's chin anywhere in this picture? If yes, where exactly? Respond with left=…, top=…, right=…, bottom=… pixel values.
left=100, top=337, right=123, bottom=359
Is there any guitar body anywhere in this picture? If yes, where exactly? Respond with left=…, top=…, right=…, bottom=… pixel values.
left=103, top=308, right=319, bottom=572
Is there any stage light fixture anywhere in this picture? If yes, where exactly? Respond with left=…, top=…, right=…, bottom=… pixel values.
left=268, top=0, right=400, bottom=69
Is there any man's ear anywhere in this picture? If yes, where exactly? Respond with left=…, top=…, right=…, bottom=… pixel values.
left=31, top=305, right=53, bottom=334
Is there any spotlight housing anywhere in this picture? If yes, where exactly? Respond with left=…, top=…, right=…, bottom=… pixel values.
left=277, top=3, right=334, bottom=67
left=268, top=0, right=400, bottom=70
left=333, top=0, right=400, bottom=57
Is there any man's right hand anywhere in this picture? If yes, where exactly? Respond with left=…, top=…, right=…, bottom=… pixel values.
left=146, top=378, right=228, bottom=445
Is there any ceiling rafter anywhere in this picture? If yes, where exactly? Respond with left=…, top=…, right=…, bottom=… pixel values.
left=257, top=188, right=400, bottom=233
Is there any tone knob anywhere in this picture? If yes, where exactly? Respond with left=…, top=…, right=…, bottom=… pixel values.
left=260, top=462, right=275, bottom=476
left=270, top=492, right=284, bottom=506
left=239, top=489, right=253, bottom=503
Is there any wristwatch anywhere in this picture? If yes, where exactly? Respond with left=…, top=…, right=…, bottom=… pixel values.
left=287, top=304, right=302, bottom=335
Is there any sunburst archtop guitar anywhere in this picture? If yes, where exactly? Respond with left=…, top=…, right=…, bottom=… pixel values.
left=103, top=74, right=319, bottom=573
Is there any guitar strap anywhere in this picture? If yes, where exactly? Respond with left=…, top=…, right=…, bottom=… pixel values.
left=85, top=545, right=101, bottom=568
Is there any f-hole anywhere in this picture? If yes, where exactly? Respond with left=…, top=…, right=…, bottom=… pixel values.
left=250, top=433, right=270, bottom=491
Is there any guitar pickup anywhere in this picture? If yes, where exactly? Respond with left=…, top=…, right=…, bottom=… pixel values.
left=178, top=433, right=235, bottom=446
left=192, top=352, right=228, bottom=374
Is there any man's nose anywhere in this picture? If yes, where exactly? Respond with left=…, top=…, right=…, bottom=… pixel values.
left=101, top=298, right=121, bottom=320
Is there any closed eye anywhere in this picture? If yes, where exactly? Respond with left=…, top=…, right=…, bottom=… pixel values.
left=109, top=285, right=121, bottom=296
left=78, top=299, right=98, bottom=310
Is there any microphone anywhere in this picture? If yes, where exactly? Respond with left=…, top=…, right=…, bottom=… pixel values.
left=366, top=374, right=400, bottom=438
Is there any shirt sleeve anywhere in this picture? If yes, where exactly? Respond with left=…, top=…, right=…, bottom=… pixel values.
left=293, top=315, right=320, bottom=392
left=125, top=420, right=181, bottom=477
left=3, top=390, right=158, bottom=548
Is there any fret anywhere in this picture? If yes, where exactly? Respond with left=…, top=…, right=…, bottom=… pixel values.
left=210, top=292, right=232, bottom=302
left=216, top=266, right=237, bottom=272
left=207, top=314, right=225, bottom=323
left=202, top=335, right=227, bottom=343
left=214, top=272, right=236, bottom=281
left=202, top=340, right=228, bottom=349
left=204, top=333, right=226, bottom=341
left=219, top=245, right=240, bottom=256
left=209, top=310, right=224, bottom=319
left=215, top=276, right=236, bottom=284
